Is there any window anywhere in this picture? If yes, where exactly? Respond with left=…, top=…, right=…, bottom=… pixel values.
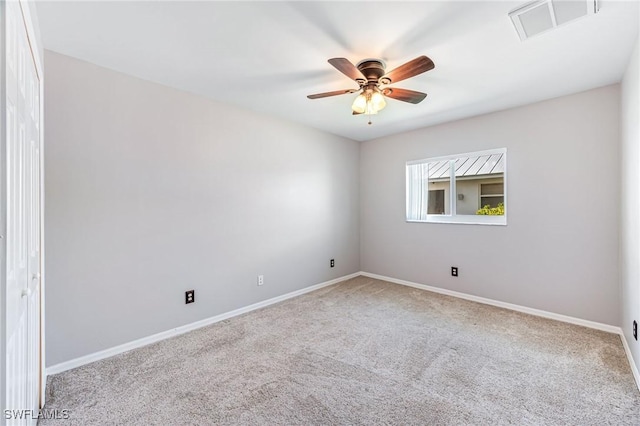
left=428, top=190, right=445, bottom=214
left=480, top=182, right=504, bottom=208
left=406, top=148, right=507, bottom=225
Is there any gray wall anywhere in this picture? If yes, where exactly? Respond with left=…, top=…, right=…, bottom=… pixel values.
left=44, top=51, right=360, bottom=366
left=360, top=85, right=621, bottom=326
left=45, top=48, right=627, bottom=367
left=621, top=41, right=639, bottom=373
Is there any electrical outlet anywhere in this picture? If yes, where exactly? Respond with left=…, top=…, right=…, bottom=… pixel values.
left=330, top=259, right=335, bottom=268
left=185, top=290, right=195, bottom=304
left=634, top=320, right=637, bottom=341
left=257, top=275, right=264, bottom=286
left=451, top=267, right=458, bottom=277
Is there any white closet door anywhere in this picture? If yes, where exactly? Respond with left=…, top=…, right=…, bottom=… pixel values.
left=5, top=1, right=42, bottom=424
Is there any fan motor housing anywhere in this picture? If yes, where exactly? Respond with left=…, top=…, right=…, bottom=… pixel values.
left=356, top=59, right=386, bottom=83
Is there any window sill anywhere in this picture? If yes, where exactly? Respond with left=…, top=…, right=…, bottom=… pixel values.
left=407, top=214, right=507, bottom=226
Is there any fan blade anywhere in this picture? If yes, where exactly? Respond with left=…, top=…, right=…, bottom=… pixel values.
left=383, top=88, right=427, bottom=104
left=381, top=56, right=434, bottom=84
left=307, top=89, right=358, bottom=99
left=328, top=58, right=366, bottom=81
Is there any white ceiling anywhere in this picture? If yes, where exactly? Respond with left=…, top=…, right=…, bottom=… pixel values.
left=36, top=1, right=639, bottom=141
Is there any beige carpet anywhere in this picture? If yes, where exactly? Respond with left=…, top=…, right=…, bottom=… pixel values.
left=41, top=276, right=640, bottom=425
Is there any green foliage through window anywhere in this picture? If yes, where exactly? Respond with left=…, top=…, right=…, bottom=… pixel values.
left=476, top=203, right=505, bottom=216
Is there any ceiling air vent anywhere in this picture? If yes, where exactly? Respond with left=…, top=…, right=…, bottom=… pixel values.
left=509, top=0, right=599, bottom=41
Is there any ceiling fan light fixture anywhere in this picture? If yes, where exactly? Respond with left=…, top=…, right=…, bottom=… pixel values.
left=352, top=89, right=387, bottom=115
left=352, top=93, right=368, bottom=114
left=308, top=55, right=433, bottom=123
left=370, top=91, right=386, bottom=112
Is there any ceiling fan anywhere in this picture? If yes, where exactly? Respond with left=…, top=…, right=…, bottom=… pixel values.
left=307, top=56, right=435, bottom=124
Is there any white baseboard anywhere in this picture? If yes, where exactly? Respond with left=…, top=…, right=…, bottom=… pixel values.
left=47, top=270, right=640, bottom=394
left=46, top=272, right=360, bottom=376
left=361, top=271, right=640, bottom=392
left=360, top=272, right=620, bottom=334
left=620, top=332, right=640, bottom=391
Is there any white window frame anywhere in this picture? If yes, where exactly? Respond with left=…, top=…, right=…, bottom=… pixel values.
left=406, top=148, right=507, bottom=226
